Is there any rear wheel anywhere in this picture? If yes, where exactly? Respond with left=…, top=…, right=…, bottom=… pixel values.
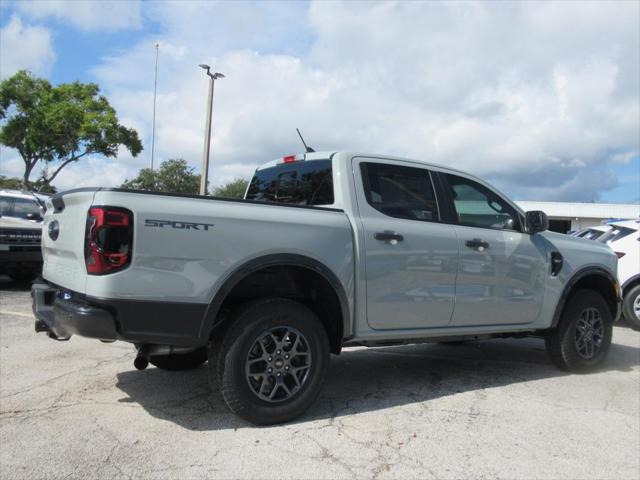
left=211, top=298, right=330, bottom=425
left=149, top=347, right=208, bottom=371
left=622, top=284, right=640, bottom=331
left=545, top=289, right=613, bottom=372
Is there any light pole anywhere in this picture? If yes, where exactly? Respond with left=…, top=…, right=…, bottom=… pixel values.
left=198, top=64, right=224, bottom=195
left=151, top=43, right=159, bottom=171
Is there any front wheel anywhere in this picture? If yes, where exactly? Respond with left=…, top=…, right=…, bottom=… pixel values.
left=211, top=298, right=330, bottom=425
left=622, top=284, right=640, bottom=331
left=545, top=289, right=613, bottom=373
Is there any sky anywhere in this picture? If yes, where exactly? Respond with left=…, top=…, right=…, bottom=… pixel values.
left=0, top=0, right=638, bottom=203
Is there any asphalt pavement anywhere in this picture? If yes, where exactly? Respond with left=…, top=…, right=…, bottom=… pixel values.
left=1, top=275, right=639, bottom=479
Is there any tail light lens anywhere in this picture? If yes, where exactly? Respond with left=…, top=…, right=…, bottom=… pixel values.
left=85, top=207, right=133, bottom=275
left=614, top=251, right=626, bottom=259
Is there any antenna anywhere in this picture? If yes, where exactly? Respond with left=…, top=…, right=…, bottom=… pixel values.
left=296, top=128, right=315, bottom=153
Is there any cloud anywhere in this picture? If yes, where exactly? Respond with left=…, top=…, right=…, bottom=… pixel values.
left=15, top=0, right=142, bottom=31
left=2, top=1, right=639, bottom=202
left=0, top=15, right=55, bottom=78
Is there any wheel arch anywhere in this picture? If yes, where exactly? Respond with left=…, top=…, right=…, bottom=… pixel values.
left=621, top=274, right=640, bottom=297
left=198, top=254, right=352, bottom=354
left=551, top=267, right=621, bottom=328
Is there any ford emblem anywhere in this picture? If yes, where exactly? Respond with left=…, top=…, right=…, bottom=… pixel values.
left=48, top=220, right=60, bottom=241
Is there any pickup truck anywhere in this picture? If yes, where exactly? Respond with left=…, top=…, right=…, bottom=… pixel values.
left=32, top=151, right=621, bottom=425
left=1, top=189, right=46, bottom=281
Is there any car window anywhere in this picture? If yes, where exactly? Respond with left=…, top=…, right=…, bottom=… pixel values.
left=444, top=174, right=520, bottom=231
left=361, top=162, right=439, bottom=222
left=0, top=196, right=12, bottom=216
left=11, top=198, right=41, bottom=219
left=582, top=229, right=606, bottom=240
left=246, top=159, right=334, bottom=205
left=599, top=226, right=636, bottom=243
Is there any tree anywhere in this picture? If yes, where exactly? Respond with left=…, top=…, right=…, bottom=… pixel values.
left=121, top=159, right=201, bottom=194
left=213, top=178, right=249, bottom=198
left=0, top=70, right=142, bottom=190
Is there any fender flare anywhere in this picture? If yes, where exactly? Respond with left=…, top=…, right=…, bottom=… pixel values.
left=550, top=266, right=620, bottom=328
left=622, top=274, right=640, bottom=294
left=197, top=253, right=352, bottom=341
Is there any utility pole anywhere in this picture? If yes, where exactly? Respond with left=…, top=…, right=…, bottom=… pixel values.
left=198, top=64, right=224, bottom=195
left=151, top=43, right=159, bottom=171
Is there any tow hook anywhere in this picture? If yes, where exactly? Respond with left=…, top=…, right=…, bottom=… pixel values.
left=134, top=345, right=149, bottom=370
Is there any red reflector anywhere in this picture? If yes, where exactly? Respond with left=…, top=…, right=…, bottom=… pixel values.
left=615, top=251, right=626, bottom=259
left=283, top=155, right=296, bottom=163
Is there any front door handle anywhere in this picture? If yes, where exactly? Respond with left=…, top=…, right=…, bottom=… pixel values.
left=465, top=238, right=489, bottom=251
left=374, top=231, right=404, bottom=243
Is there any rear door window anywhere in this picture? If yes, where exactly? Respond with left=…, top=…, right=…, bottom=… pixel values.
left=360, top=162, right=439, bottom=222
left=246, top=159, right=334, bottom=205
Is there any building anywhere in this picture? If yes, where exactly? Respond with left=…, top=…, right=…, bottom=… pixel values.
left=515, top=201, right=639, bottom=233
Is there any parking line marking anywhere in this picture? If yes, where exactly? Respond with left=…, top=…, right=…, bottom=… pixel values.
left=0, top=311, right=33, bottom=318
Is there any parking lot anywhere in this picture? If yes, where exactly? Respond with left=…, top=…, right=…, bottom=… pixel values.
left=1, top=276, right=638, bottom=480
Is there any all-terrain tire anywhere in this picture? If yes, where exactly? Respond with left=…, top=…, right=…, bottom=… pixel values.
left=622, top=284, right=640, bottom=331
left=545, top=289, right=613, bottom=373
left=210, top=298, right=330, bottom=425
left=149, top=347, right=208, bottom=371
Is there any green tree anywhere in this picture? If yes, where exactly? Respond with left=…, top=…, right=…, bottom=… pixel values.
left=121, top=159, right=201, bottom=194
left=0, top=175, right=23, bottom=190
left=0, top=70, right=142, bottom=190
left=213, top=178, right=249, bottom=198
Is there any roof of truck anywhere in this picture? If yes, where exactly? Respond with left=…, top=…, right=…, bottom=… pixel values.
left=257, top=151, right=468, bottom=176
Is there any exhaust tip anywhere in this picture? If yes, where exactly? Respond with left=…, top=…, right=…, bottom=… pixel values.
left=134, top=356, right=149, bottom=370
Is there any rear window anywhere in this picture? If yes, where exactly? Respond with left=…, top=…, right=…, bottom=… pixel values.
left=245, top=159, right=334, bottom=206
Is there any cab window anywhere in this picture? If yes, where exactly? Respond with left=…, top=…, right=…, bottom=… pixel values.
left=444, top=174, right=520, bottom=231
left=361, top=162, right=439, bottom=222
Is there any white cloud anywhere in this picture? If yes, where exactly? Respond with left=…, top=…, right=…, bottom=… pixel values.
left=0, top=15, right=55, bottom=78
left=16, top=0, right=142, bottom=31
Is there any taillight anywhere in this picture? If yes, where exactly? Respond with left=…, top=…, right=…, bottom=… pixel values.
left=283, top=155, right=296, bottom=163
left=614, top=251, right=626, bottom=259
left=85, top=206, right=133, bottom=275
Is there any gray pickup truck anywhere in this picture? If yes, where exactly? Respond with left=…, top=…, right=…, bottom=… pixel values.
left=32, top=151, right=620, bottom=424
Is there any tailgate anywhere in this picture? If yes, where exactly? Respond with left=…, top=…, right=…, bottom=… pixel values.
left=41, top=190, right=97, bottom=294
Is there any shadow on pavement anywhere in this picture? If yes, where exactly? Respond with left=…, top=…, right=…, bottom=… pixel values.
left=0, top=274, right=35, bottom=291
left=115, top=336, right=640, bottom=431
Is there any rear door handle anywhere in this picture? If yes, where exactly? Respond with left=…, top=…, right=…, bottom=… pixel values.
left=374, top=232, right=404, bottom=243
left=465, top=238, right=489, bottom=250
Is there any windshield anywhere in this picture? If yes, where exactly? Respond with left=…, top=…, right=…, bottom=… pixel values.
left=245, top=160, right=334, bottom=206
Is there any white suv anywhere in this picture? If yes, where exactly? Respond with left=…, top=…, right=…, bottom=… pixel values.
left=598, top=220, right=640, bottom=329
left=0, top=189, right=46, bottom=281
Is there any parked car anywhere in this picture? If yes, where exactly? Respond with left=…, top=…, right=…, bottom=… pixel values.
left=0, top=189, right=45, bottom=281
left=597, top=220, right=640, bottom=329
left=32, top=151, right=620, bottom=424
left=571, top=225, right=612, bottom=240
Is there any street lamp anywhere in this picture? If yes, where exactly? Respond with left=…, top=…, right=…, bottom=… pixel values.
left=198, top=64, right=225, bottom=195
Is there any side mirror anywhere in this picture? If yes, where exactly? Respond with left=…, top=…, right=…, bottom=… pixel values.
left=526, top=210, right=548, bottom=234
left=26, top=212, right=43, bottom=222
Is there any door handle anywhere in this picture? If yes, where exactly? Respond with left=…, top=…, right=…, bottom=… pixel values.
left=374, top=232, right=404, bottom=243
left=465, top=238, right=489, bottom=251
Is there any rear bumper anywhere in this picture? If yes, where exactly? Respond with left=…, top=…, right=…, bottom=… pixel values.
left=31, top=281, right=118, bottom=341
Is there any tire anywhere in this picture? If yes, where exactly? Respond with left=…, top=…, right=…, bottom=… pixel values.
left=545, top=289, right=613, bottom=373
left=622, top=284, right=640, bottom=331
left=211, top=298, right=330, bottom=425
left=149, top=347, right=208, bottom=371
